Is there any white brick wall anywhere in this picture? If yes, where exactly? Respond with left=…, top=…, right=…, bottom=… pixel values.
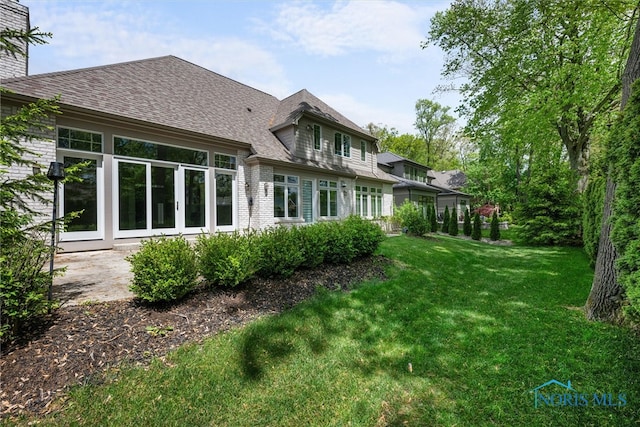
left=0, top=0, right=29, bottom=79
left=0, top=104, right=57, bottom=218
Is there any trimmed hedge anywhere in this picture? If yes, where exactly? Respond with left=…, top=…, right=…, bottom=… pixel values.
left=127, top=235, right=199, bottom=303
left=196, top=231, right=258, bottom=287
left=128, top=218, right=386, bottom=303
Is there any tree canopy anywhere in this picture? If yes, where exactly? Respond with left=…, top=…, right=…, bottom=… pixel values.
left=426, top=0, right=638, bottom=191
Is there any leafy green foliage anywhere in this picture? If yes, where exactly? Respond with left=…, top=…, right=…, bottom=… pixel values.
left=514, top=167, right=582, bottom=246
left=0, top=29, right=60, bottom=343
left=582, top=174, right=606, bottom=267
left=343, top=215, right=386, bottom=258
left=127, top=236, right=198, bottom=303
left=441, top=205, right=450, bottom=234
left=463, top=208, right=472, bottom=236
left=0, top=225, right=56, bottom=343
left=321, top=221, right=357, bottom=264
left=297, top=224, right=328, bottom=269
left=427, top=0, right=632, bottom=191
left=393, top=200, right=428, bottom=236
left=448, top=206, right=458, bottom=236
left=609, top=80, right=640, bottom=319
left=472, top=212, right=482, bottom=241
left=490, top=211, right=501, bottom=241
left=196, top=232, right=258, bottom=287
left=256, top=226, right=304, bottom=279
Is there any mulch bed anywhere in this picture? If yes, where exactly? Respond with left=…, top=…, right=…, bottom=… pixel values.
left=0, top=256, right=390, bottom=418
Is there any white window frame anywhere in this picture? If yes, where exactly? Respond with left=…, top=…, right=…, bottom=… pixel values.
left=360, top=140, right=366, bottom=161
left=313, top=124, right=322, bottom=151
left=319, top=179, right=338, bottom=218
left=334, top=132, right=351, bottom=158
left=274, top=174, right=300, bottom=219
left=214, top=170, right=237, bottom=232
left=57, top=150, right=105, bottom=242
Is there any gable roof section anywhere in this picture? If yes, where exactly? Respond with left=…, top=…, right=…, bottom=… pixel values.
left=272, top=89, right=373, bottom=140
left=1, top=55, right=290, bottom=160
left=432, top=170, right=467, bottom=190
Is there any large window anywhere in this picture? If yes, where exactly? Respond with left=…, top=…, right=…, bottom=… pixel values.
left=313, top=124, right=322, bottom=151
left=58, top=127, right=104, bottom=241
left=417, top=195, right=434, bottom=219
left=114, top=135, right=210, bottom=237
left=356, top=186, right=383, bottom=218
left=214, top=153, right=236, bottom=170
left=319, top=180, right=338, bottom=217
left=334, top=133, right=351, bottom=157
left=114, top=136, right=208, bottom=166
left=58, top=127, right=102, bottom=153
left=274, top=174, right=299, bottom=218
left=404, top=166, right=427, bottom=183
left=215, top=173, right=234, bottom=227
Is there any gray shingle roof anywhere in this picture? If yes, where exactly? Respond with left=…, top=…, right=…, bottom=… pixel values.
left=432, top=170, right=467, bottom=190
left=1, top=55, right=291, bottom=159
left=272, top=89, right=373, bottom=139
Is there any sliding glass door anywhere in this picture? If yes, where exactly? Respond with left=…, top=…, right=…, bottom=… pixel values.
left=115, top=160, right=208, bottom=237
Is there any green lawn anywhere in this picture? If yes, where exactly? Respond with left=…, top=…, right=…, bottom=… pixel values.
left=23, top=235, right=640, bottom=426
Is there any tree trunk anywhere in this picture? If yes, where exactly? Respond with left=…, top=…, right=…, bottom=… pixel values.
left=585, top=16, right=640, bottom=321
left=585, top=176, right=623, bottom=321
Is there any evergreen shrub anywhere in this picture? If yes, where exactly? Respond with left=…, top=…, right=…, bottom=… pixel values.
left=442, top=206, right=450, bottom=233
left=449, top=206, right=459, bottom=236
left=490, top=211, right=501, bottom=241
left=256, top=226, right=304, bottom=278
left=463, top=208, right=472, bottom=236
left=472, top=212, right=482, bottom=241
left=196, top=232, right=258, bottom=287
left=127, top=235, right=199, bottom=302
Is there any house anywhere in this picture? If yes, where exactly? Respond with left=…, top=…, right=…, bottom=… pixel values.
left=377, top=153, right=472, bottom=220
left=377, top=152, right=440, bottom=218
left=431, top=169, right=472, bottom=219
left=0, top=2, right=397, bottom=252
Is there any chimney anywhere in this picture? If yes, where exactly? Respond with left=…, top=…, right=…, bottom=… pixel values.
left=0, top=0, right=30, bottom=79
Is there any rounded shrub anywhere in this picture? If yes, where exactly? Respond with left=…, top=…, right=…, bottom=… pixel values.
left=343, top=215, right=385, bottom=258
left=298, top=223, right=329, bottom=268
left=394, top=200, right=428, bottom=236
left=127, top=235, right=198, bottom=303
left=195, top=232, right=258, bottom=287
left=256, top=226, right=304, bottom=278
left=322, top=221, right=357, bottom=264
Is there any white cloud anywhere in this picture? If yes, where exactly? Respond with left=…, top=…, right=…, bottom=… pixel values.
left=266, top=0, right=438, bottom=61
left=27, top=1, right=292, bottom=97
left=318, top=92, right=417, bottom=135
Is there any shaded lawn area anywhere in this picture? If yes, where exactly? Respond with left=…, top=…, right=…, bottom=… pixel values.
left=21, top=235, right=640, bottom=426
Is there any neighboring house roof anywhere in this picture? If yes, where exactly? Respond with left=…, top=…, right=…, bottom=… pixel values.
left=432, top=170, right=467, bottom=190
left=377, top=152, right=436, bottom=179
left=392, top=177, right=441, bottom=193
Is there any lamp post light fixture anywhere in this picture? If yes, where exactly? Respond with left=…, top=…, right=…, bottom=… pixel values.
left=46, top=161, right=65, bottom=311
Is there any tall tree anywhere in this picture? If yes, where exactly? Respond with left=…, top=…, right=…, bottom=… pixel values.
left=585, top=15, right=640, bottom=322
left=426, top=0, right=637, bottom=191
left=414, top=99, right=456, bottom=167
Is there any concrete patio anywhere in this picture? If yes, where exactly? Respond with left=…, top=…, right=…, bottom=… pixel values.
left=52, top=249, right=136, bottom=306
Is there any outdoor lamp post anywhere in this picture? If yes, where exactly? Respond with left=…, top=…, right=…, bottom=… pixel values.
left=46, top=161, right=65, bottom=310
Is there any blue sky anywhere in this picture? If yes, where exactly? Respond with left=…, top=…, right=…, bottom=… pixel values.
left=24, top=0, right=461, bottom=134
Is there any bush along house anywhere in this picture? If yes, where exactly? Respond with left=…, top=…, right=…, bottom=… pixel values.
left=1, top=5, right=396, bottom=252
